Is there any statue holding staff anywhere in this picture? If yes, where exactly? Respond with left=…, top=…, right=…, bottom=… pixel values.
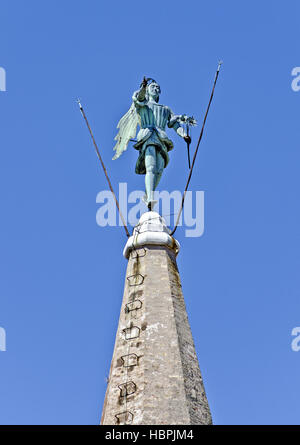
left=113, top=77, right=196, bottom=210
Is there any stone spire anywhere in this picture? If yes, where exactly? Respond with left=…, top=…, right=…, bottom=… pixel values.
left=101, top=212, right=212, bottom=425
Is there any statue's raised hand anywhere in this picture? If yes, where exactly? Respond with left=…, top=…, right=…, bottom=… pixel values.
left=140, top=77, right=148, bottom=89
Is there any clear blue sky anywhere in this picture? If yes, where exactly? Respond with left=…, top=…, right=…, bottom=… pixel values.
left=0, top=0, right=300, bottom=425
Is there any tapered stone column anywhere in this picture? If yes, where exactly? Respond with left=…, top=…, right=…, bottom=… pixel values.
left=101, top=212, right=212, bottom=425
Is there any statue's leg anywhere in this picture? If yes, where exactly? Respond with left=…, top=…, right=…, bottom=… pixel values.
left=145, top=145, right=157, bottom=206
left=154, top=151, right=164, bottom=190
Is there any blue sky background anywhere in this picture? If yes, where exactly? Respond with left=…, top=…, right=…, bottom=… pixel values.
left=0, top=0, right=300, bottom=425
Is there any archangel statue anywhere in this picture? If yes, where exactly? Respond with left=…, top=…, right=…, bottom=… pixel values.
left=112, top=77, right=196, bottom=210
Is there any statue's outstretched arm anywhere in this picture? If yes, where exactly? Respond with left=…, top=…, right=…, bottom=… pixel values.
left=168, top=111, right=187, bottom=139
left=133, top=87, right=147, bottom=108
left=133, top=77, right=148, bottom=106
left=137, top=84, right=147, bottom=102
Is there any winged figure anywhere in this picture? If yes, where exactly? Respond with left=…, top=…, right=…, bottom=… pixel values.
left=113, top=77, right=195, bottom=210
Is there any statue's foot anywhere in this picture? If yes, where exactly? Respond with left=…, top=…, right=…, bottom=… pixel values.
left=142, top=194, right=157, bottom=211
left=142, top=194, right=148, bottom=205
left=148, top=200, right=158, bottom=211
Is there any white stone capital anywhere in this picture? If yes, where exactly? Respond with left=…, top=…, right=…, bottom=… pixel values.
left=123, top=211, right=180, bottom=259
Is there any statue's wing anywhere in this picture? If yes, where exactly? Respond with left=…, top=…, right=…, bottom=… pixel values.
left=112, top=103, right=140, bottom=160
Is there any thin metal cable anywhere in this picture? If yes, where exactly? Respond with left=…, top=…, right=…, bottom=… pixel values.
left=170, top=61, right=222, bottom=236
left=77, top=100, right=131, bottom=238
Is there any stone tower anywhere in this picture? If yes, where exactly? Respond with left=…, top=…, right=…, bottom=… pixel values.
left=101, top=212, right=212, bottom=425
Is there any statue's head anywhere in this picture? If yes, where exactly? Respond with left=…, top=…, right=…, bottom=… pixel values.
left=147, top=81, right=161, bottom=102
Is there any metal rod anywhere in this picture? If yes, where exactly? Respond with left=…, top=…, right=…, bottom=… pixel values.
left=77, top=99, right=130, bottom=238
left=186, top=125, right=191, bottom=169
left=170, top=61, right=222, bottom=236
